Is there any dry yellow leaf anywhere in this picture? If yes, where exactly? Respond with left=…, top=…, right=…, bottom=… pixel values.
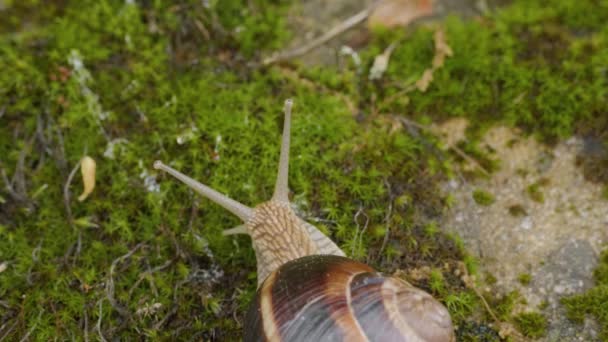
left=78, top=156, right=96, bottom=201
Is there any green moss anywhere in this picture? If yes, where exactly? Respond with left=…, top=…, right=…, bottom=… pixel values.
left=518, top=273, right=532, bottom=286
left=2, top=0, right=608, bottom=339
left=526, top=181, right=547, bottom=203
left=473, top=189, right=495, bottom=206
left=444, top=291, right=479, bottom=321
left=493, top=290, right=522, bottom=321
left=562, top=249, right=608, bottom=339
left=513, top=312, right=548, bottom=338
left=508, top=204, right=528, bottom=217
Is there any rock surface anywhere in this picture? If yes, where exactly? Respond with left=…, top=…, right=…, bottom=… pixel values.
left=439, top=122, right=607, bottom=341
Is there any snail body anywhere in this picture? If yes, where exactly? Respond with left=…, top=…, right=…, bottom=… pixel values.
left=154, top=100, right=454, bottom=341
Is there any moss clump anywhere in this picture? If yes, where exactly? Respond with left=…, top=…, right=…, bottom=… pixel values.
left=526, top=182, right=546, bottom=203
left=508, top=204, right=527, bottom=217
left=562, top=249, right=608, bottom=339
left=456, top=321, right=501, bottom=342
left=513, top=312, right=548, bottom=338
left=492, top=290, right=523, bottom=321
left=518, top=273, right=532, bottom=286
left=473, top=189, right=495, bottom=206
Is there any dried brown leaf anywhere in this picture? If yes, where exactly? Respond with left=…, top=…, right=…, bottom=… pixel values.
left=414, top=27, right=453, bottom=92
left=368, top=0, right=433, bottom=29
left=415, top=69, right=434, bottom=92
left=432, top=28, right=453, bottom=68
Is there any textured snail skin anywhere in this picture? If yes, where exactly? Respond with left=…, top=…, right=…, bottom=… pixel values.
left=244, top=255, right=455, bottom=342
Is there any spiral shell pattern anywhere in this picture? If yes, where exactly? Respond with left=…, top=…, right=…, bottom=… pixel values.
left=244, top=255, right=454, bottom=342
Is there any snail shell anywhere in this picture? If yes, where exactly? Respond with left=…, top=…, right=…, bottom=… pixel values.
left=245, top=255, right=454, bottom=342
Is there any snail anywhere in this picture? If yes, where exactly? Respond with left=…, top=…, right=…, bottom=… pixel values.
left=153, top=100, right=454, bottom=341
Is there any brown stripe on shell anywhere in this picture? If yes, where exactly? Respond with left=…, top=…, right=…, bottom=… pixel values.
left=245, top=255, right=454, bottom=342
left=323, top=259, right=371, bottom=342
left=244, top=255, right=373, bottom=341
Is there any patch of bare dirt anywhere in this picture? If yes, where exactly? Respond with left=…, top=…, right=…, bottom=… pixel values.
left=439, top=120, right=608, bottom=341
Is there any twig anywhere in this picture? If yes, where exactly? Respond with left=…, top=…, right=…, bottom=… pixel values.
left=106, top=243, right=145, bottom=319
left=127, top=259, right=174, bottom=299
left=26, top=240, right=43, bottom=286
left=395, top=116, right=491, bottom=177
left=0, top=134, right=36, bottom=208
left=63, top=161, right=81, bottom=227
left=449, top=144, right=491, bottom=177
left=262, top=3, right=379, bottom=65
left=62, top=161, right=82, bottom=265
left=153, top=305, right=177, bottom=331
left=351, top=206, right=369, bottom=256
left=83, top=304, right=89, bottom=342
left=0, top=167, right=21, bottom=201
left=154, top=277, right=188, bottom=331
left=0, top=318, right=18, bottom=341
left=470, top=285, right=499, bottom=323
left=19, top=310, right=43, bottom=342
left=96, top=300, right=108, bottom=342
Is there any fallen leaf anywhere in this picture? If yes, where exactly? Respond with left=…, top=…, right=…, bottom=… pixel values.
left=369, top=43, right=396, bottom=80
left=432, top=28, right=453, bottom=68
left=415, top=69, right=434, bottom=91
left=78, top=156, right=96, bottom=202
left=414, top=27, right=453, bottom=92
left=368, top=0, right=434, bottom=29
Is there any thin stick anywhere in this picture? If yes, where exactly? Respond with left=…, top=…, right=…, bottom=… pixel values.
left=19, top=310, right=43, bottom=342
left=96, top=300, right=108, bottom=342
left=83, top=304, right=89, bottom=342
left=351, top=206, right=369, bottom=256
left=0, top=318, right=18, bottom=341
left=26, top=240, right=43, bottom=285
left=127, top=259, right=174, bottom=298
left=63, top=161, right=81, bottom=226
left=0, top=167, right=20, bottom=201
left=395, top=116, right=491, bottom=177
left=262, top=3, right=379, bottom=65
left=106, top=243, right=145, bottom=319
